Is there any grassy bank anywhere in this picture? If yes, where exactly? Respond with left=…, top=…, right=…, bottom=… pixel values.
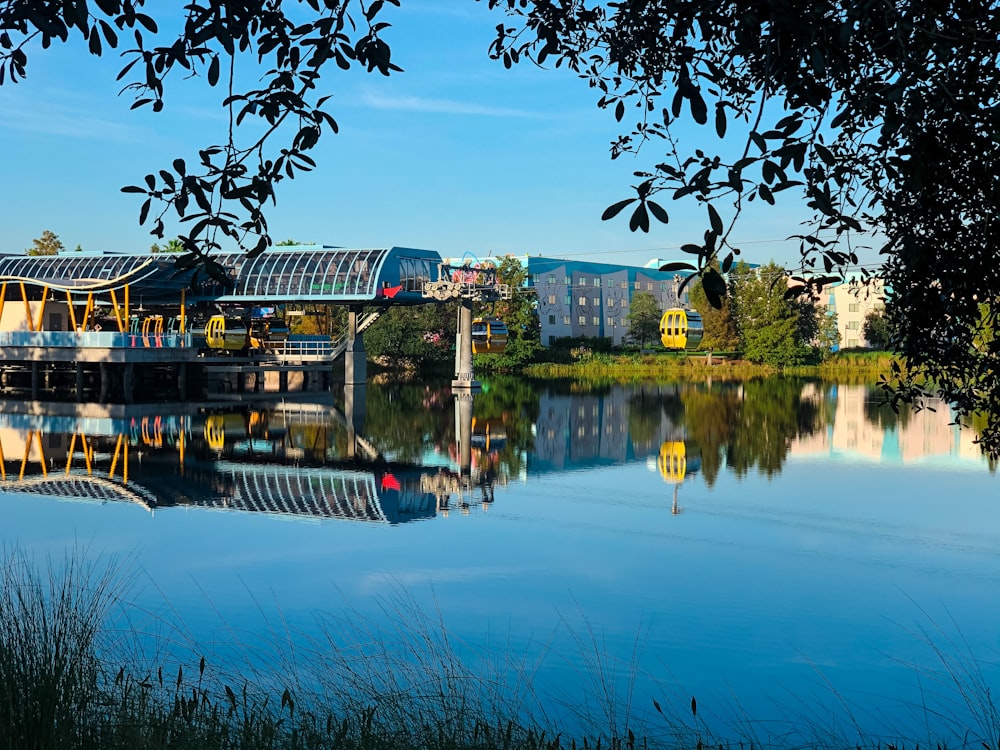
left=524, top=350, right=895, bottom=383
left=2, top=551, right=996, bottom=750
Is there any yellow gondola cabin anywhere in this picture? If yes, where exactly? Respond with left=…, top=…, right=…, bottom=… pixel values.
left=659, top=308, right=704, bottom=350
left=471, top=318, right=508, bottom=354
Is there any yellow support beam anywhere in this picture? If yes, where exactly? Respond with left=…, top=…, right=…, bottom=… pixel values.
left=109, top=289, right=125, bottom=332
left=20, top=282, right=33, bottom=332
left=109, top=433, right=123, bottom=479
left=0, top=281, right=7, bottom=328
left=34, top=287, right=48, bottom=332
left=66, top=290, right=79, bottom=333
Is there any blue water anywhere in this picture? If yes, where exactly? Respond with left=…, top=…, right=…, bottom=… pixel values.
left=1, top=379, right=998, bottom=744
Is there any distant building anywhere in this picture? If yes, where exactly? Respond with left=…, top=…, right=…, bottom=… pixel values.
left=823, top=278, right=886, bottom=349
left=514, top=255, right=695, bottom=347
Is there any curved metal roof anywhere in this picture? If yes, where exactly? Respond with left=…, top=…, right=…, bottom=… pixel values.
left=0, top=246, right=443, bottom=305
left=0, top=253, right=193, bottom=296
left=188, top=245, right=440, bottom=304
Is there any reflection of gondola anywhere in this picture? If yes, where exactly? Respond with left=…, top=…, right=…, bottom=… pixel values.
left=656, top=440, right=701, bottom=484
left=471, top=319, right=508, bottom=354
left=659, top=308, right=704, bottom=350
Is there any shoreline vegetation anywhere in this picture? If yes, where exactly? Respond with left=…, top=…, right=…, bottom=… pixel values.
left=521, top=351, right=896, bottom=383
left=2, top=551, right=996, bottom=750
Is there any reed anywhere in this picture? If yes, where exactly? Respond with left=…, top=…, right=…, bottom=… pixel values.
left=0, top=550, right=995, bottom=750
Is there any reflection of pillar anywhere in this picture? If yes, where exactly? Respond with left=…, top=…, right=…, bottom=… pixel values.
left=345, top=306, right=367, bottom=386
left=452, top=299, right=480, bottom=390
left=344, top=383, right=367, bottom=460
left=454, top=391, right=474, bottom=478
left=75, top=362, right=83, bottom=402
left=123, top=363, right=134, bottom=404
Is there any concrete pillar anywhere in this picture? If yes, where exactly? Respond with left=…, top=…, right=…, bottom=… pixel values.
left=452, top=300, right=480, bottom=391
left=344, top=307, right=367, bottom=386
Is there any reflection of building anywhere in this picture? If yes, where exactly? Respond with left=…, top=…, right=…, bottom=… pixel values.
left=0, top=403, right=465, bottom=524
left=531, top=387, right=685, bottom=472
left=788, top=384, right=982, bottom=465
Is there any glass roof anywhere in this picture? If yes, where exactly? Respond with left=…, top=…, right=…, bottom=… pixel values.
left=0, top=246, right=443, bottom=304
left=190, top=247, right=390, bottom=301
left=0, top=254, right=192, bottom=296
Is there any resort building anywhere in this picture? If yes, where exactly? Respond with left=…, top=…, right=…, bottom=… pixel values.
left=823, top=277, right=887, bottom=349
left=516, top=256, right=694, bottom=347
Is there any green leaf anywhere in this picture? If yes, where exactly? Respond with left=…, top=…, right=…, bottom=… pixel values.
left=659, top=261, right=696, bottom=272
left=628, top=202, right=650, bottom=232
left=601, top=198, right=636, bottom=221
left=707, top=203, right=723, bottom=234
left=689, top=89, right=707, bottom=124
left=714, top=102, right=727, bottom=137
left=647, top=200, right=669, bottom=224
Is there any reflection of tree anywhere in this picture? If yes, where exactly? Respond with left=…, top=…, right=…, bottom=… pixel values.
left=680, top=379, right=829, bottom=482
left=863, top=393, right=913, bottom=433
left=680, top=386, right=741, bottom=487
left=474, top=375, right=540, bottom=478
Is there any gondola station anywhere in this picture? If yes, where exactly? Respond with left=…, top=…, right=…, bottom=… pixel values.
left=0, top=245, right=509, bottom=403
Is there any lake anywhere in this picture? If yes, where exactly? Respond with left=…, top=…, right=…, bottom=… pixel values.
left=1, top=376, right=997, bottom=745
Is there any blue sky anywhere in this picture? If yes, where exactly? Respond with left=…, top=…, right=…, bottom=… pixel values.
left=0, top=2, right=871, bottom=270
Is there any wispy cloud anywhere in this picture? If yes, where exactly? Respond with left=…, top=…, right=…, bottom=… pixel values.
left=360, top=91, right=545, bottom=119
left=0, top=91, right=137, bottom=141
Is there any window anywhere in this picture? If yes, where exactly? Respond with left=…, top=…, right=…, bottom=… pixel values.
left=548, top=315, right=555, bottom=325
left=592, top=316, right=600, bottom=326
left=548, top=275, right=556, bottom=284
left=579, top=296, right=587, bottom=306
left=593, top=297, right=600, bottom=307
left=621, top=281, right=628, bottom=289
left=532, top=274, right=540, bottom=283
left=660, top=282, right=667, bottom=291
left=580, top=276, right=587, bottom=286
left=608, top=279, right=615, bottom=288
left=607, top=316, right=615, bottom=327
left=647, top=282, right=653, bottom=291
left=547, top=294, right=556, bottom=304
left=578, top=315, right=586, bottom=325
left=849, top=303, right=860, bottom=312
left=563, top=315, right=571, bottom=325
left=608, top=298, right=615, bottom=308
left=565, top=295, right=571, bottom=305
left=634, top=281, right=641, bottom=290
left=593, top=278, right=600, bottom=287
left=847, top=320, right=860, bottom=330
left=621, top=298, right=628, bottom=308
left=564, top=276, right=571, bottom=285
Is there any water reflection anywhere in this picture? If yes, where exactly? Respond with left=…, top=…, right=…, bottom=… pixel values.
left=0, top=379, right=992, bottom=522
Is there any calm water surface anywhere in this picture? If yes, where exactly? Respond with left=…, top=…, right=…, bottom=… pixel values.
left=2, top=377, right=997, bottom=741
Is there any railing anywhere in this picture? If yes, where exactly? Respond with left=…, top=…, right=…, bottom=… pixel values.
left=266, top=337, right=336, bottom=362
left=0, top=330, right=191, bottom=349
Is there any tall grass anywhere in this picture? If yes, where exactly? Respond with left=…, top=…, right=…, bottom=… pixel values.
left=0, top=549, right=996, bottom=750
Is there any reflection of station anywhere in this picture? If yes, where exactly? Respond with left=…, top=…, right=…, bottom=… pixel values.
left=0, top=247, right=509, bottom=402
left=0, top=396, right=501, bottom=524
left=420, top=393, right=500, bottom=515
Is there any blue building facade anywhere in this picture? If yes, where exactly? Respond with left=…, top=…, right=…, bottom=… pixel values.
left=518, top=256, right=694, bottom=346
